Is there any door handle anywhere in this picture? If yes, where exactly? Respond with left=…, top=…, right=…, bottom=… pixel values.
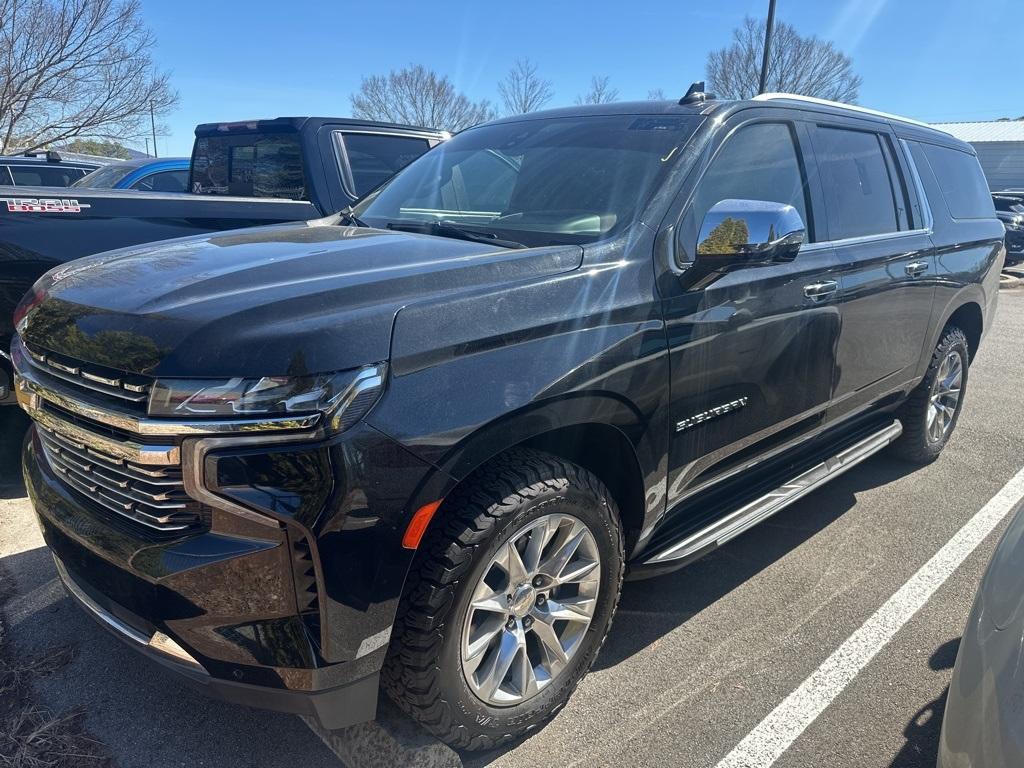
left=905, top=261, right=929, bottom=277
left=803, top=280, right=839, bottom=301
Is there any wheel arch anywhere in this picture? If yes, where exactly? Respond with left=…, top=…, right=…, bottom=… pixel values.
left=432, top=396, right=653, bottom=555
left=943, top=301, right=983, bottom=363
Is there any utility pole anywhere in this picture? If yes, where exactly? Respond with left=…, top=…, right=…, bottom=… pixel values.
left=149, top=101, right=158, bottom=158
left=758, top=0, right=778, bottom=95
left=144, top=137, right=150, bottom=157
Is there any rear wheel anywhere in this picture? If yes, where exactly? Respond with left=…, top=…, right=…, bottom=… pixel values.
left=383, top=449, right=624, bottom=751
left=891, top=326, right=969, bottom=464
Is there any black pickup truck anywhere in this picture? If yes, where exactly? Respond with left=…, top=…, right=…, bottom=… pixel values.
left=0, top=117, right=445, bottom=406
left=12, top=92, right=1002, bottom=750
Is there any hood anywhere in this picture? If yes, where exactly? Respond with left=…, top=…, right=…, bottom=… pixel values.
left=20, top=222, right=582, bottom=377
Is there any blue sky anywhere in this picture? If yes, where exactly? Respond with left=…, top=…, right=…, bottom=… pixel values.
left=139, top=0, right=1023, bottom=157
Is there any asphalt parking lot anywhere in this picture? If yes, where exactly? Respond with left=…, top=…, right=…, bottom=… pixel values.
left=2, top=289, right=1022, bottom=768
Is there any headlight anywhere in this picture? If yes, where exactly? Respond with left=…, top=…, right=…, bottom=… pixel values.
left=148, top=363, right=386, bottom=431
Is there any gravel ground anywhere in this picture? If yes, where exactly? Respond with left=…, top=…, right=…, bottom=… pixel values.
left=1, top=290, right=1021, bottom=768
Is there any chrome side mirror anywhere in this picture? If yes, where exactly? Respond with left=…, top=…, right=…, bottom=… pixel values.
left=696, top=199, right=806, bottom=265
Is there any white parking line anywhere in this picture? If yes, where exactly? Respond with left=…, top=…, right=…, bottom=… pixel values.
left=715, top=464, right=1024, bottom=768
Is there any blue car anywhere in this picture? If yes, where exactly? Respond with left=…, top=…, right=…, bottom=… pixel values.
left=72, top=156, right=190, bottom=192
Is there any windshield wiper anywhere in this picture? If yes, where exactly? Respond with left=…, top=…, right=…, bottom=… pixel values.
left=386, top=220, right=526, bottom=249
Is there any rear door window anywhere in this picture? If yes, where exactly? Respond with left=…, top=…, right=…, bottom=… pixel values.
left=132, top=170, right=189, bottom=193
left=10, top=165, right=84, bottom=187
left=918, top=143, right=995, bottom=220
left=336, top=133, right=432, bottom=197
left=813, top=126, right=904, bottom=240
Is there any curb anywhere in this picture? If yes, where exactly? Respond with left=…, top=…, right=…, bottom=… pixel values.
left=999, top=273, right=1023, bottom=289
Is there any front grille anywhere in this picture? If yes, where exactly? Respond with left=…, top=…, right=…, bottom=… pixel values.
left=23, top=342, right=152, bottom=413
left=37, top=418, right=203, bottom=533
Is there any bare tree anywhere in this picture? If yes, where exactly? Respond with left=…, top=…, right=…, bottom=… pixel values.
left=706, top=16, right=862, bottom=103
left=0, top=0, right=178, bottom=154
left=647, top=88, right=667, bottom=100
left=575, top=76, right=619, bottom=105
left=350, top=64, right=495, bottom=132
left=498, top=58, right=553, bottom=115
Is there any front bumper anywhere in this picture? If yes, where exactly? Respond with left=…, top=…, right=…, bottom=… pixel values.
left=22, top=410, right=448, bottom=729
left=1005, top=229, right=1024, bottom=266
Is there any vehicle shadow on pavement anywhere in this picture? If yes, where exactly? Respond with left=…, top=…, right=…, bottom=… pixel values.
left=889, top=638, right=959, bottom=768
left=592, top=455, right=920, bottom=673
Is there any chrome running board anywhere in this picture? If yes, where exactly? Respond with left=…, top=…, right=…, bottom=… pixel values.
left=644, top=419, right=903, bottom=565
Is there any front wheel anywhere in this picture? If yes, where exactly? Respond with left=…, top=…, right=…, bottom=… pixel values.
left=382, top=449, right=624, bottom=751
left=891, top=326, right=969, bottom=464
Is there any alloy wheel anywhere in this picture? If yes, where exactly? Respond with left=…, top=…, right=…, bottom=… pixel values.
left=927, top=349, right=963, bottom=442
left=460, top=513, right=601, bottom=706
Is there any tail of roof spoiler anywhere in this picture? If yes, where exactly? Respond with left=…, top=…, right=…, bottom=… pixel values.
left=193, top=118, right=305, bottom=136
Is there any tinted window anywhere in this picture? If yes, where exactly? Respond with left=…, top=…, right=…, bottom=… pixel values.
left=920, top=143, right=995, bottom=219
left=73, top=164, right=134, bottom=188
left=10, top=165, right=85, bottom=187
left=815, top=127, right=902, bottom=239
left=338, top=133, right=431, bottom=196
left=355, top=115, right=701, bottom=247
left=191, top=133, right=305, bottom=199
left=692, top=122, right=812, bottom=244
left=0, top=166, right=12, bottom=184
left=994, top=196, right=1024, bottom=214
left=132, top=170, right=189, bottom=193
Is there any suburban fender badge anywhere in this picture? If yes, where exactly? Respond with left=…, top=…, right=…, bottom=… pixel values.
left=676, top=396, right=750, bottom=432
left=2, top=197, right=91, bottom=213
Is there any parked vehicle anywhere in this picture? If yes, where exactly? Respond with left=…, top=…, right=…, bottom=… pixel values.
left=0, top=117, right=446, bottom=407
left=993, top=192, right=1024, bottom=265
left=0, top=150, right=105, bottom=187
left=72, top=157, right=191, bottom=193
left=939, top=497, right=1024, bottom=768
left=12, top=89, right=1002, bottom=749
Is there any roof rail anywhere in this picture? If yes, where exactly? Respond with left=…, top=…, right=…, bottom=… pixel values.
left=751, top=93, right=932, bottom=129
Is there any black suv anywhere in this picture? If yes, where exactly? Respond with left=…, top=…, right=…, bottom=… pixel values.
left=0, top=150, right=104, bottom=186
left=12, top=90, right=1002, bottom=750
left=993, top=191, right=1024, bottom=265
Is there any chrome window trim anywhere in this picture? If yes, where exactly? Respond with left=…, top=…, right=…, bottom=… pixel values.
left=799, top=226, right=933, bottom=253
left=900, top=138, right=935, bottom=232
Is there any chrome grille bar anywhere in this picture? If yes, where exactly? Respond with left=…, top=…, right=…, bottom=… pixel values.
left=23, top=343, right=151, bottom=407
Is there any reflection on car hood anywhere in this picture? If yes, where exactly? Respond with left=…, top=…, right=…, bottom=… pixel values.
left=21, top=222, right=583, bottom=377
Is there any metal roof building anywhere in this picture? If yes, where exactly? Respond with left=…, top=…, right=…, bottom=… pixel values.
left=931, top=121, right=1024, bottom=190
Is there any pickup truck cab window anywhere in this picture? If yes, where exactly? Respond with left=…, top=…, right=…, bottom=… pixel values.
left=354, top=114, right=701, bottom=247
left=191, top=132, right=306, bottom=199
left=335, top=132, right=432, bottom=197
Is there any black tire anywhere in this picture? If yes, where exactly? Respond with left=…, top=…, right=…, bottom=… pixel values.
left=890, top=326, right=969, bottom=464
left=382, top=448, right=624, bottom=751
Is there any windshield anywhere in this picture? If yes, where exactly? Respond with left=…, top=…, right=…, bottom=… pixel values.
left=71, top=164, right=134, bottom=188
left=353, top=114, right=701, bottom=247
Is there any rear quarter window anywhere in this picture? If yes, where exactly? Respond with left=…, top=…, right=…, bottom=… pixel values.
left=918, top=143, right=995, bottom=220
